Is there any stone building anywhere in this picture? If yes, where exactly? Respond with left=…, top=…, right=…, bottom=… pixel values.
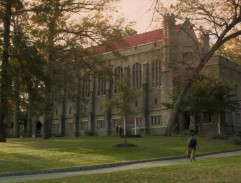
left=34, top=15, right=241, bottom=137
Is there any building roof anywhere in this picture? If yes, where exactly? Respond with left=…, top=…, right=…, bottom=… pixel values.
left=88, top=25, right=182, bottom=54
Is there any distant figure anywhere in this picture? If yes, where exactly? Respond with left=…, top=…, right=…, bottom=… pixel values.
left=115, top=125, right=119, bottom=136
left=187, top=131, right=197, bottom=162
left=119, top=125, right=123, bottom=136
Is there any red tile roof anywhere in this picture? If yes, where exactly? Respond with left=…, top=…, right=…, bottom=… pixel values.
left=88, top=25, right=182, bottom=54
left=121, top=29, right=164, bottom=48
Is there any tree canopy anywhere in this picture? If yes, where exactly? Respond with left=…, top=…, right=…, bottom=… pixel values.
left=151, top=0, right=241, bottom=135
left=0, top=0, right=136, bottom=141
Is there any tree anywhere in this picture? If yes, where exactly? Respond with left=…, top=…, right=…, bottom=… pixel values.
left=10, top=4, right=46, bottom=138
left=29, top=0, right=134, bottom=139
left=164, top=76, right=240, bottom=134
left=215, top=37, right=241, bottom=65
left=0, top=0, right=47, bottom=141
left=151, top=0, right=241, bottom=135
left=106, top=74, right=138, bottom=144
left=0, top=0, right=17, bottom=142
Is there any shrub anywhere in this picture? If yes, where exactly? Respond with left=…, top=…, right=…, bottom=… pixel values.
left=84, top=130, right=95, bottom=136
left=212, top=134, right=228, bottom=140
left=232, top=138, right=241, bottom=145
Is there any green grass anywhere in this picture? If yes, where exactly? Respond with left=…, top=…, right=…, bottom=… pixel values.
left=16, top=155, right=241, bottom=183
left=0, top=135, right=239, bottom=173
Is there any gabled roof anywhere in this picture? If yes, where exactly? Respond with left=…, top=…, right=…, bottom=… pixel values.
left=121, top=29, right=164, bottom=48
left=88, top=24, right=182, bottom=54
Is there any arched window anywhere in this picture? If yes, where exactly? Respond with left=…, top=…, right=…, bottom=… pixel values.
left=97, top=72, right=106, bottom=96
left=151, top=60, right=161, bottom=87
left=114, top=66, right=123, bottom=93
left=81, top=74, right=90, bottom=97
left=132, top=63, right=142, bottom=88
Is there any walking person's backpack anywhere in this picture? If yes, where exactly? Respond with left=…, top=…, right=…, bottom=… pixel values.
left=188, top=137, right=196, bottom=147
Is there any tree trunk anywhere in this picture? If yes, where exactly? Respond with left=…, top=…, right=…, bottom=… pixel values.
left=14, top=95, right=20, bottom=138
left=165, top=41, right=220, bottom=136
left=43, top=23, right=55, bottom=139
left=26, top=106, right=33, bottom=137
left=124, top=117, right=127, bottom=144
left=0, top=0, right=12, bottom=142
left=13, top=75, right=20, bottom=138
left=165, top=80, right=193, bottom=135
left=61, top=88, right=67, bottom=136
left=218, top=114, right=221, bottom=134
left=194, top=114, right=199, bottom=134
left=75, top=78, right=81, bottom=137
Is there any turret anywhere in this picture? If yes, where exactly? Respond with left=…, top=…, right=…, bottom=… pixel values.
left=163, top=13, right=176, bottom=45
left=198, top=31, right=210, bottom=55
left=162, top=14, right=176, bottom=71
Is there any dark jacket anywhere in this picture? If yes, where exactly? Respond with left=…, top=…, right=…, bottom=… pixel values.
left=187, top=137, right=197, bottom=149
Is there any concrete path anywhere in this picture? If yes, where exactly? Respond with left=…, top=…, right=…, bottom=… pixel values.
left=1, top=150, right=241, bottom=183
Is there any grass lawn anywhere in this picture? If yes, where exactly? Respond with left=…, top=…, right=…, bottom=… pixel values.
left=16, top=155, right=241, bottom=183
left=0, top=135, right=240, bottom=173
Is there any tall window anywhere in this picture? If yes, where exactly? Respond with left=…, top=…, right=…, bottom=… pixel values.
left=81, top=74, right=90, bottom=97
left=114, top=66, right=123, bottom=93
left=132, top=63, right=142, bottom=88
left=66, top=123, right=74, bottom=132
left=80, top=121, right=88, bottom=130
left=150, top=115, right=162, bottom=126
left=136, top=117, right=142, bottom=127
left=52, top=124, right=59, bottom=133
left=97, top=120, right=105, bottom=129
left=151, top=60, right=161, bottom=87
left=97, top=73, right=106, bottom=96
left=112, top=119, right=122, bottom=128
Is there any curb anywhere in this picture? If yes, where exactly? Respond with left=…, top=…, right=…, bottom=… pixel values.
left=0, top=148, right=240, bottom=178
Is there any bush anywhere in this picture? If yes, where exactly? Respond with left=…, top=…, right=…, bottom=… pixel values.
left=84, top=130, right=95, bottom=136
left=232, top=138, right=241, bottom=145
left=212, top=134, right=228, bottom=140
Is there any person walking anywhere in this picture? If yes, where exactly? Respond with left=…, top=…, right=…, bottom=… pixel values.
left=187, top=131, right=197, bottom=162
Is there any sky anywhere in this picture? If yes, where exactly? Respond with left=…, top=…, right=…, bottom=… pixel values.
left=117, top=0, right=159, bottom=33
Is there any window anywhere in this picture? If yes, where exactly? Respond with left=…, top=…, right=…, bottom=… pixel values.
left=54, top=90, right=61, bottom=101
left=55, top=109, right=58, bottom=115
left=97, top=120, right=105, bottom=129
left=80, top=121, right=88, bottom=130
left=151, top=60, right=161, bottom=87
left=69, top=107, right=72, bottom=114
left=112, top=119, right=122, bottom=128
left=52, top=124, right=59, bottom=133
left=67, top=88, right=75, bottom=99
left=81, top=74, right=90, bottom=98
left=132, top=63, right=142, bottom=88
left=155, top=98, right=158, bottom=105
left=114, top=66, right=123, bottom=93
left=66, top=123, right=74, bottom=132
left=97, top=73, right=106, bottom=96
left=136, top=117, right=142, bottom=127
left=150, top=115, right=162, bottom=126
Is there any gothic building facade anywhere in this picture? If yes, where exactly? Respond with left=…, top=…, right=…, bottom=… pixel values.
left=34, top=15, right=241, bottom=137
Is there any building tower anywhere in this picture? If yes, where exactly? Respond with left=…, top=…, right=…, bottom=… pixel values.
left=161, top=14, right=177, bottom=127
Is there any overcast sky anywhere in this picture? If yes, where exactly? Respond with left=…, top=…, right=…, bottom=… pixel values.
left=117, top=0, right=176, bottom=33
left=118, top=0, right=158, bottom=33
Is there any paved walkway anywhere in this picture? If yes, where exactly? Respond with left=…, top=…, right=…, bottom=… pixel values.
left=1, top=150, right=241, bottom=183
